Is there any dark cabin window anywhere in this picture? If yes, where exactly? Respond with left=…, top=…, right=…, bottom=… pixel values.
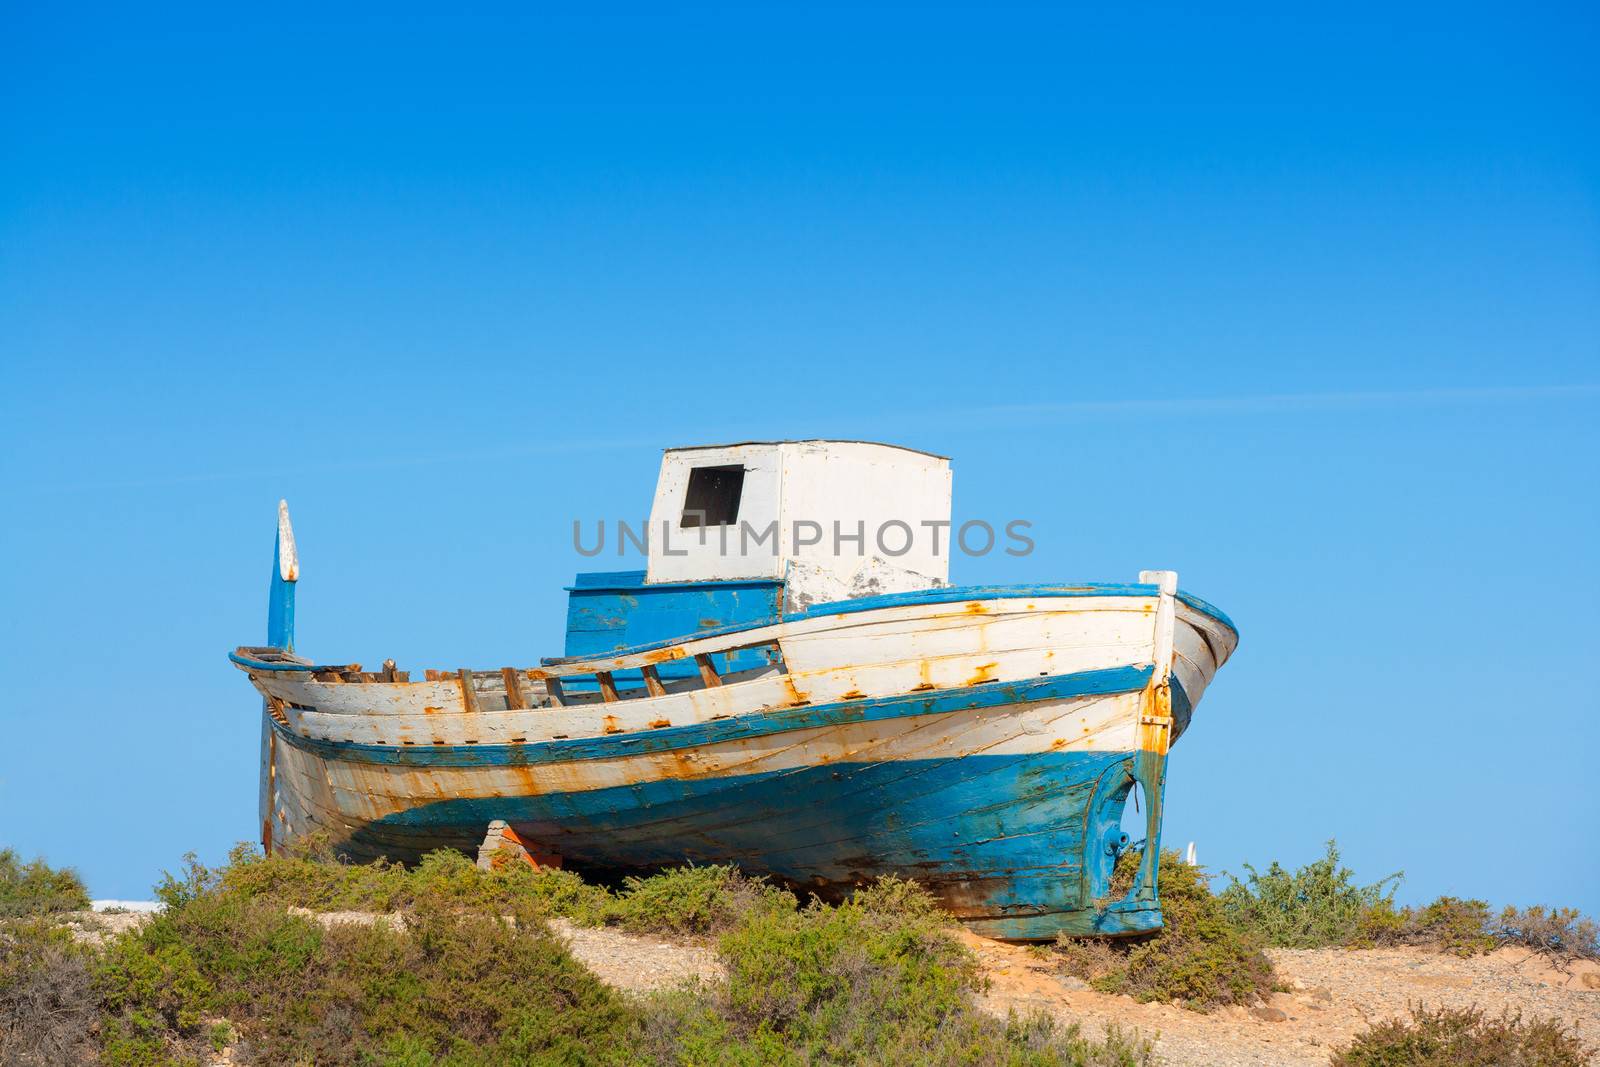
left=680, top=465, right=744, bottom=528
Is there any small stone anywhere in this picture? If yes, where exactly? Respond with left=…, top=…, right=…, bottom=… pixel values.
left=1251, top=1006, right=1289, bottom=1023
left=1582, top=973, right=1600, bottom=991
left=1055, top=975, right=1089, bottom=991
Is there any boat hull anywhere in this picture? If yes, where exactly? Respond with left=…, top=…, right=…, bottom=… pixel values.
left=239, top=585, right=1236, bottom=939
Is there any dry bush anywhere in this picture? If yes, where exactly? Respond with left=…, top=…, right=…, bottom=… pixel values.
left=1495, top=906, right=1600, bottom=966
left=1331, top=1003, right=1593, bottom=1066
left=0, top=919, right=97, bottom=1066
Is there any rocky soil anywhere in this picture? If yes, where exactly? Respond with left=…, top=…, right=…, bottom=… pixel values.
left=963, top=932, right=1600, bottom=1066
left=547, top=917, right=722, bottom=993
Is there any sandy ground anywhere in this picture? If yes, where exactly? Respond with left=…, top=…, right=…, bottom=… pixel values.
left=547, top=917, right=723, bottom=992
left=961, top=932, right=1600, bottom=1066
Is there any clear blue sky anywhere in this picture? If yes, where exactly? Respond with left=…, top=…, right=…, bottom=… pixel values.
left=3, top=4, right=1596, bottom=912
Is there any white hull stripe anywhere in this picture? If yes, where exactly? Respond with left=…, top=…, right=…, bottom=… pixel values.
left=271, top=664, right=1156, bottom=769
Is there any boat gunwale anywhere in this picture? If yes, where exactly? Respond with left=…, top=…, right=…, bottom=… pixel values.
left=227, top=582, right=1237, bottom=677
left=541, top=581, right=1238, bottom=663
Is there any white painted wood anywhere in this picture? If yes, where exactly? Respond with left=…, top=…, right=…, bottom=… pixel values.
left=644, top=441, right=952, bottom=595
left=645, top=443, right=786, bottom=582
left=277, top=500, right=298, bottom=582
left=1138, top=570, right=1177, bottom=680
left=268, top=688, right=1146, bottom=835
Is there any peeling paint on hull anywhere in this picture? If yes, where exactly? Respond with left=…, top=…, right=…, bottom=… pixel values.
left=245, top=621, right=1230, bottom=939
left=353, top=751, right=1149, bottom=939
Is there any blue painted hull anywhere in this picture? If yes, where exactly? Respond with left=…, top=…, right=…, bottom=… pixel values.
left=335, top=747, right=1154, bottom=940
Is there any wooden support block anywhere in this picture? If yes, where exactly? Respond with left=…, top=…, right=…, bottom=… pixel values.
left=695, top=653, right=722, bottom=688
left=458, top=669, right=480, bottom=713
left=381, top=659, right=398, bottom=682
left=501, top=667, right=527, bottom=709
left=545, top=676, right=565, bottom=707
left=642, top=664, right=667, bottom=697
left=476, top=820, right=562, bottom=872
left=596, top=671, right=620, bottom=703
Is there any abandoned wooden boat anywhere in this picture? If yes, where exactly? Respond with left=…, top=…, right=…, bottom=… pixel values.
left=231, top=441, right=1237, bottom=939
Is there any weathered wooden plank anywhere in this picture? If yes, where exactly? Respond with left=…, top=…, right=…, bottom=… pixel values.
left=502, top=667, right=527, bottom=710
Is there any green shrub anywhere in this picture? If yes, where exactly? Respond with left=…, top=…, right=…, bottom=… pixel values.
left=213, top=840, right=562, bottom=917
left=1212, top=844, right=1585, bottom=961
left=605, top=863, right=793, bottom=936
left=213, top=838, right=407, bottom=910
left=1357, top=896, right=1497, bottom=957
left=95, top=926, right=214, bottom=1035
left=1135, top=839, right=1598, bottom=968
left=518, top=866, right=615, bottom=925
left=1331, top=1004, right=1593, bottom=1066
left=642, top=876, right=1154, bottom=1065
left=1056, top=850, right=1274, bottom=1011
left=0, top=919, right=98, bottom=1065
left=0, top=848, right=91, bottom=918
left=96, top=879, right=635, bottom=1064
left=207, top=1019, right=234, bottom=1052
left=1217, top=840, right=1401, bottom=948
left=260, top=906, right=632, bottom=1065
left=210, top=842, right=779, bottom=934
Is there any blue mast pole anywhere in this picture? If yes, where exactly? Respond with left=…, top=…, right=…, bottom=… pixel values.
left=267, top=499, right=298, bottom=650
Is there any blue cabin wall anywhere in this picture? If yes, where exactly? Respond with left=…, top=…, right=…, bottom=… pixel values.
left=563, top=570, right=784, bottom=688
